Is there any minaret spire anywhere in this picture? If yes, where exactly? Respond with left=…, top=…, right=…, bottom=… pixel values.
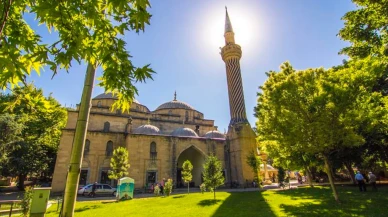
left=224, top=7, right=235, bottom=45
left=173, top=91, right=177, bottom=101
left=225, top=7, right=234, bottom=33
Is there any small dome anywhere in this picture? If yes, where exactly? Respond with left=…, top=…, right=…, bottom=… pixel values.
left=171, top=127, right=198, bottom=137
left=94, top=93, right=140, bottom=104
left=260, top=164, right=277, bottom=171
left=155, top=100, right=195, bottom=111
left=132, top=124, right=160, bottom=135
left=204, top=130, right=225, bottom=139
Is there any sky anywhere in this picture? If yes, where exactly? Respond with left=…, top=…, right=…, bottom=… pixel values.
left=24, top=0, right=356, bottom=131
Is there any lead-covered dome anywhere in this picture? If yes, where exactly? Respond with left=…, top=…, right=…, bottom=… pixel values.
left=204, top=130, right=225, bottom=139
left=171, top=127, right=198, bottom=137
left=155, top=100, right=194, bottom=111
left=94, top=93, right=140, bottom=104
left=132, top=124, right=160, bottom=135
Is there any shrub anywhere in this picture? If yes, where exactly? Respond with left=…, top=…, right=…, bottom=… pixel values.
left=200, top=183, right=206, bottom=194
left=164, top=179, right=173, bottom=196
left=154, top=185, right=160, bottom=196
left=20, top=186, right=33, bottom=216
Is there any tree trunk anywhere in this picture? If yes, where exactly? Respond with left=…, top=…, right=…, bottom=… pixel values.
left=345, top=162, right=356, bottom=184
left=62, top=63, right=96, bottom=217
left=187, top=182, right=189, bottom=194
left=214, top=188, right=216, bottom=200
left=305, top=166, right=314, bottom=187
left=18, top=174, right=26, bottom=191
left=323, top=155, right=340, bottom=203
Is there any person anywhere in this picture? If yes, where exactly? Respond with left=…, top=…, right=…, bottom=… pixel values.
left=252, top=180, right=256, bottom=188
left=355, top=171, right=366, bottom=192
left=368, top=172, right=377, bottom=191
left=160, top=178, right=165, bottom=195
left=91, top=182, right=97, bottom=197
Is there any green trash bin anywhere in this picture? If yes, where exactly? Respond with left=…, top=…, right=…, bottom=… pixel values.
left=30, top=187, right=51, bottom=217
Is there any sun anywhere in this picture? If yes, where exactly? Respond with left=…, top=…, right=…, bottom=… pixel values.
left=201, top=5, right=263, bottom=56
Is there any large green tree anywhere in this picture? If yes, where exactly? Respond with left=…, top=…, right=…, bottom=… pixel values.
left=0, top=84, right=67, bottom=190
left=256, top=59, right=388, bottom=202
left=202, top=155, right=224, bottom=200
left=1, top=1, right=154, bottom=215
left=0, top=113, right=23, bottom=166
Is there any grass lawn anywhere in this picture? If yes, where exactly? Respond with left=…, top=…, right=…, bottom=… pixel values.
left=46, top=186, right=388, bottom=217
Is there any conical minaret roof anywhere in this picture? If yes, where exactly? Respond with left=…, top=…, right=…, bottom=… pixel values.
left=225, top=7, right=234, bottom=33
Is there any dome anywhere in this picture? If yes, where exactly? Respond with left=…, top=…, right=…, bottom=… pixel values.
left=204, top=130, right=225, bottom=139
left=94, top=93, right=140, bottom=104
left=171, top=127, right=198, bottom=137
left=155, top=100, right=195, bottom=111
left=132, top=124, right=160, bottom=135
left=260, top=164, right=277, bottom=171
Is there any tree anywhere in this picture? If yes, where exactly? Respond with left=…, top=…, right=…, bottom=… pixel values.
left=163, top=179, right=173, bottom=197
left=0, top=113, right=23, bottom=167
left=246, top=150, right=261, bottom=185
left=202, top=155, right=224, bottom=200
left=108, top=147, right=130, bottom=184
left=1, top=1, right=154, bottom=215
left=255, top=60, right=388, bottom=202
left=182, top=160, right=193, bottom=194
left=338, top=0, right=388, bottom=59
left=0, top=84, right=67, bottom=190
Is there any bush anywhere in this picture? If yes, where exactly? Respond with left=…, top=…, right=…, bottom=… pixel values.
left=164, top=179, right=173, bottom=196
left=200, top=183, right=206, bottom=194
left=154, top=185, right=160, bottom=196
left=20, top=186, right=33, bottom=216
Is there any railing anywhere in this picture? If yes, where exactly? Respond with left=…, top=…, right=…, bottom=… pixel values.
left=0, top=200, right=22, bottom=217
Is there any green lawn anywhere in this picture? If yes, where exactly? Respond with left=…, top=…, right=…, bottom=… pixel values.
left=46, top=186, right=388, bottom=217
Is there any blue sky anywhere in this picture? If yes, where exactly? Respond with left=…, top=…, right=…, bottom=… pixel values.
left=25, top=0, right=355, bottom=131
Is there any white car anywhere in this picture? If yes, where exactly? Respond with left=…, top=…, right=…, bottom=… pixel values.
left=77, top=184, right=116, bottom=196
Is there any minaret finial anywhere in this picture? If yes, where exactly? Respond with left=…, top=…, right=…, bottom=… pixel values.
left=174, top=91, right=177, bottom=101
left=225, top=6, right=233, bottom=34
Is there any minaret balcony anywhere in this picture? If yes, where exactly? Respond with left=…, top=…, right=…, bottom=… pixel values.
left=221, top=44, right=242, bottom=61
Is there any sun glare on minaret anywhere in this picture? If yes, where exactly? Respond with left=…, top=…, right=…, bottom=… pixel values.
left=202, top=6, right=262, bottom=56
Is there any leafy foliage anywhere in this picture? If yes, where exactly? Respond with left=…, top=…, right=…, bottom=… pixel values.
left=246, top=150, right=261, bottom=183
left=202, top=155, right=224, bottom=200
left=0, top=113, right=23, bottom=166
left=154, top=185, right=160, bottom=197
left=108, top=147, right=130, bottom=181
left=182, top=160, right=193, bottom=193
left=255, top=59, right=388, bottom=201
left=200, top=183, right=206, bottom=194
left=20, top=186, right=33, bottom=216
left=338, top=0, right=388, bottom=59
left=0, top=85, right=67, bottom=189
left=0, top=0, right=154, bottom=111
left=163, top=179, right=173, bottom=197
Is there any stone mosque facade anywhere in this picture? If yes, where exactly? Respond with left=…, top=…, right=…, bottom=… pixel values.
left=51, top=9, right=257, bottom=192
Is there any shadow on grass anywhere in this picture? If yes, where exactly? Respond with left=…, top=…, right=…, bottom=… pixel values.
left=74, top=205, right=102, bottom=213
left=198, top=199, right=222, bottom=206
left=172, top=195, right=185, bottom=199
left=211, top=191, right=276, bottom=217
left=279, top=186, right=388, bottom=217
left=101, top=201, right=118, bottom=204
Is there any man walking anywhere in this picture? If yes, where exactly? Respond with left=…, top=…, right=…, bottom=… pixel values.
left=368, top=172, right=377, bottom=191
left=355, top=171, right=366, bottom=192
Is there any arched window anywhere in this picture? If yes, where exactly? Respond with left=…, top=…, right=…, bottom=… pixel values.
left=116, top=109, right=122, bottom=115
left=136, top=106, right=140, bottom=110
left=150, top=142, right=157, bottom=162
left=168, top=110, right=172, bottom=115
left=185, top=111, right=189, bottom=122
left=106, top=141, right=113, bottom=156
left=84, top=139, right=90, bottom=156
left=97, top=101, right=102, bottom=107
left=103, top=122, right=110, bottom=132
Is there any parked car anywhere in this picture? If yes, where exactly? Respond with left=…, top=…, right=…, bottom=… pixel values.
left=77, top=184, right=116, bottom=196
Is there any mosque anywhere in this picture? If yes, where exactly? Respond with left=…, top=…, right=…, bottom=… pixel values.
left=51, top=9, right=260, bottom=192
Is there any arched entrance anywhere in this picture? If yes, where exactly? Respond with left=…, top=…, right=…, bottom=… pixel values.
left=176, top=146, right=206, bottom=188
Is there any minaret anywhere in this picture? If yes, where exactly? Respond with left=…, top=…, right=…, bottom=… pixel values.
left=221, top=7, right=248, bottom=125
left=221, top=7, right=257, bottom=185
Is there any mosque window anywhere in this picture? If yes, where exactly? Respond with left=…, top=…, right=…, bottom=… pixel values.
left=150, top=142, right=157, bottom=162
left=106, top=141, right=113, bottom=156
left=185, top=111, right=189, bottom=122
left=136, top=106, right=140, bottom=110
left=116, top=109, right=122, bottom=115
left=97, top=101, right=102, bottom=107
left=168, top=110, right=172, bottom=115
left=103, top=122, right=110, bottom=132
left=84, top=139, right=90, bottom=156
